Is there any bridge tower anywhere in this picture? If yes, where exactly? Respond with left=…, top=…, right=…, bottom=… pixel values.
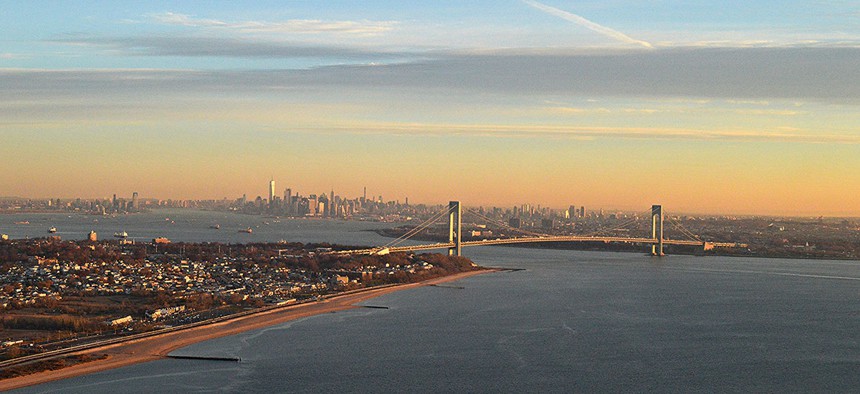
left=651, top=205, right=664, bottom=256
left=448, top=201, right=462, bottom=256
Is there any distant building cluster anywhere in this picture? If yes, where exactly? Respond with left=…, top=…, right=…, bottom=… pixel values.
left=0, top=182, right=427, bottom=222
left=0, top=180, right=601, bottom=228
left=235, top=180, right=412, bottom=219
left=0, top=192, right=143, bottom=215
left=229, top=180, right=603, bottom=228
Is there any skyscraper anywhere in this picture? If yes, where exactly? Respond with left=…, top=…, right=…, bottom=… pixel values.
left=131, top=192, right=139, bottom=211
left=268, top=178, right=275, bottom=206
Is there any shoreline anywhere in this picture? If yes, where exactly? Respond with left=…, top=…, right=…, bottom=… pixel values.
left=0, top=269, right=495, bottom=391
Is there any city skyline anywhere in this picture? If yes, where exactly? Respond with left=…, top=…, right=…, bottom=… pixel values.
left=1, top=181, right=852, bottom=219
left=2, top=1, right=859, bottom=216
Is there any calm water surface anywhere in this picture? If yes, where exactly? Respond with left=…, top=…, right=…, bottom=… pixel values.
left=0, top=209, right=392, bottom=245
left=5, top=211, right=860, bottom=392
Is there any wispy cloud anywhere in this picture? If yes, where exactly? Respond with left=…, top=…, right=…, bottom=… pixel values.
left=522, top=0, right=653, bottom=48
left=726, top=100, right=771, bottom=106
left=315, top=122, right=860, bottom=144
left=51, top=36, right=411, bottom=60
left=6, top=47, right=860, bottom=102
left=313, top=48, right=858, bottom=102
left=0, top=68, right=856, bottom=144
left=148, top=12, right=397, bottom=36
left=549, top=106, right=612, bottom=114
left=545, top=105, right=802, bottom=117
left=733, top=109, right=801, bottom=116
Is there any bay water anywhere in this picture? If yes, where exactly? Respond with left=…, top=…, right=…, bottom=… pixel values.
left=4, top=211, right=860, bottom=392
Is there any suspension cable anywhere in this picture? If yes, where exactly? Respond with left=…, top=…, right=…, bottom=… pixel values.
left=383, top=205, right=451, bottom=248
left=383, top=204, right=454, bottom=248
left=665, top=213, right=702, bottom=242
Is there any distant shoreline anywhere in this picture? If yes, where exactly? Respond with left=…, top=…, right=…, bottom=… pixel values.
left=0, top=269, right=496, bottom=391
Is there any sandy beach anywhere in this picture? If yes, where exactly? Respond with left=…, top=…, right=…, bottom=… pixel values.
left=0, top=269, right=494, bottom=391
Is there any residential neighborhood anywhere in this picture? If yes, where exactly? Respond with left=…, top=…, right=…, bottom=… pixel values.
left=0, top=238, right=476, bottom=358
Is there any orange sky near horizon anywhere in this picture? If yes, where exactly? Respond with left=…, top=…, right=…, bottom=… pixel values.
left=3, top=115, right=859, bottom=217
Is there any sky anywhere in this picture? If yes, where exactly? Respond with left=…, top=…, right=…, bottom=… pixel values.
left=1, top=1, right=859, bottom=216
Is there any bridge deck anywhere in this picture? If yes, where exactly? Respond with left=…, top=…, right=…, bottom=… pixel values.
left=333, top=235, right=742, bottom=255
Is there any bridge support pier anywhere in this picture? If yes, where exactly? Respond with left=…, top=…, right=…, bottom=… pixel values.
left=448, top=201, right=461, bottom=256
left=651, top=205, right=664, bottom=256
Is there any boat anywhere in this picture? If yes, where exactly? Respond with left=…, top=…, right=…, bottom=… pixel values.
left=114, top=231, right=129, bottom=238
left=210, top=224, right=221, bottom=229
left=14, top=221, right=29, bottom=225
left=239, top=227, right=253, bottom=234
left=48, top=227, right=57, bottom=233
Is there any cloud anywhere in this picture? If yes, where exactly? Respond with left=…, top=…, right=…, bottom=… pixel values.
left=544, top=104, right=803, bottom=117
left=733, top=109, right=801, bottom=116
left=550, top=107, right=612, bottom=114
left=657, top=40, right=778, bottom=48
left=4, top=47, right=860, bottom=102
left=290, top=47, right=859, bottom=101
left=1, top=67, right=857, bottom=144
left=52, top=36, right=411, bottom=60
left=309, top=122, right=860, bottom=144
left=522, top=0, right=653, bottom=48
left=148, top=12, right=397, bottom=36
left=726, top=100, right=770, bottom=106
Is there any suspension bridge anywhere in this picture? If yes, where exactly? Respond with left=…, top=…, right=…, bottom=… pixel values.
left=333, top=201, right=743, bottom=257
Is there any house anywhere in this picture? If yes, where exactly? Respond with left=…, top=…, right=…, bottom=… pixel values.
left=107, top=315, right=133, bottom=326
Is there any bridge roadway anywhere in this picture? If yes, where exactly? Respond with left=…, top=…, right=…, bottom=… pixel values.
left=333, top=235, right=741, bottom=255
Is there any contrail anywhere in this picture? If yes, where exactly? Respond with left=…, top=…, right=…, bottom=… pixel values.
left=522, top=0, right=653, bottom=48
